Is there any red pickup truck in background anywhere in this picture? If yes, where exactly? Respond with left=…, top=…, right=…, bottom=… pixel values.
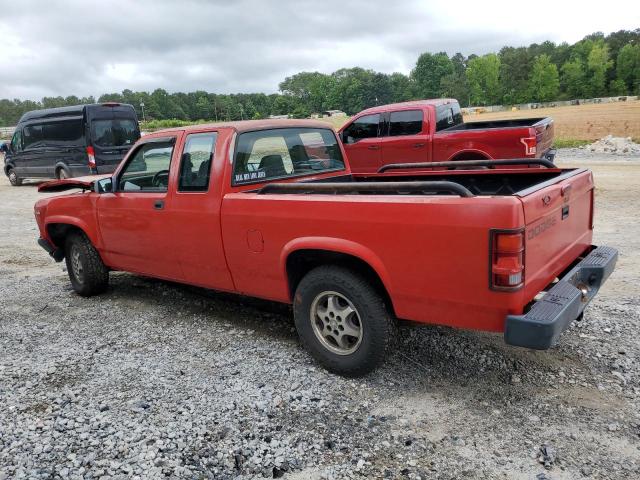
left=34, top=120, right=615, bottom=376
left=339, top=99, right=556, bottom=173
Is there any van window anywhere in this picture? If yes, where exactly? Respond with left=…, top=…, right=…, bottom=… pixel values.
left=23, top=124, right=44, bottom=149
left=388, top=110, right=423, bottom=136
left=11, top=129, right=23, bottom=153
left=44, top=120, right=83, bottom=144
left=342, top=114, right=380, bottom=143
left=178, top=133, right=217, bottom=192
left=435, top=103, right=463, bottom=131
left=233, top=128, right=344, bottom=185
left=23, top=120, right=84, bottom=148
left=92, top=118, right=139, bottom=147
left=119, top=140, right=175, bottom=192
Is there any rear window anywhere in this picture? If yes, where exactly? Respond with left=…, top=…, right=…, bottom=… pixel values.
left=435, top=103, right=463, bottom=131
left=233, top=128, right=345, bottom=185
left=92, top=118, right=139, bottom=147
left=388, top=110, right=423, bottom=136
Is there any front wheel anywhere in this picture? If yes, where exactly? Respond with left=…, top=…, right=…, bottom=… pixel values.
left=8, top=168, right=23, bottom=186
left=65, top=232, right=109, bottom=296
left=293, top=266, right=396, bottom=377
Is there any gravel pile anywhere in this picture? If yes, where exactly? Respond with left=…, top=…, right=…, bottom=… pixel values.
left=1, top=155, right=639, bottom=479
left=586, top=135, right=640, bottom=155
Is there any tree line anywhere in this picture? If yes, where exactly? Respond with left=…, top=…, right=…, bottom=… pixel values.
left=0, top=29, right=638, bottom=126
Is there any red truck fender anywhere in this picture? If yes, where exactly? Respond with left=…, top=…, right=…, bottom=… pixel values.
left=280, top=237, right=394, bottom=303
left=43, top=216, right=101, bottom=250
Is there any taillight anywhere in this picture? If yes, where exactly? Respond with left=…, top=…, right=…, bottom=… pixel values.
left=490, top=229, right=525, bottom=291
left=520, top=136, right=537, bottom=156
left=86, top=146, right=96, bottom=168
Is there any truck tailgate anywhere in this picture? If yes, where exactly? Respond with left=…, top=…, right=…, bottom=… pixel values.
left=519, top=169, right=594, bottom=303
left=534, top=118, right=554, bottom=156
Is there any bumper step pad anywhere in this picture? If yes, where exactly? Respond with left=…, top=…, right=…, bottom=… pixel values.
left=504, top=246, right=618, bottom=350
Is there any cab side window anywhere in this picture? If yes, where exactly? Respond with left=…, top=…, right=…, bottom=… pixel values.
left=178, top=133, right=217, bottom=192
left=342, top=114, right=380, bottom=144
left=118, top=140, right=175, bottom=192
left=388, top=110, right=423, bottom=136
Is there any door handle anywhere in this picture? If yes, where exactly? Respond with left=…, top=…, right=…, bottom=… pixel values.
left=154, top=200, right=164, bottom=210
left=413, top=143, right=426, bottom=148
left=367, top=145, right=380, bottom=150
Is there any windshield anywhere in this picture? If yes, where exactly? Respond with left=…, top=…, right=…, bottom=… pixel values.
left=233, top=128, right=345, bottom=185
left=91, top=118, right=139, bottom=147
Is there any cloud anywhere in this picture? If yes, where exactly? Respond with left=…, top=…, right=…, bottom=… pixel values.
left=0, top=0, right=638, bottom=100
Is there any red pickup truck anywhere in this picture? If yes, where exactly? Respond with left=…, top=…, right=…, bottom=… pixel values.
left=339, top=99, right=556, bottom=173
left=34, top=120, right=616, bottom=376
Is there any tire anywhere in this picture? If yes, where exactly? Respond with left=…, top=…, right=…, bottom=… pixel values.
left=7, top=168, right=22, bottom=186
left=64, top=231, right=109, bottom=296
left=56, top=166, right=71, bottom=180
left=293, top=266, right=396, bottom=377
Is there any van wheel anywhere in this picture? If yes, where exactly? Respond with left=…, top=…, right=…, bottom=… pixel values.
left=8, top=168, right=22, bottom=186
left=56, top=167, right=70, bottom=180
left=293, top=266, right=396, bottom=377
left=64, top=231, right=109, bottom=296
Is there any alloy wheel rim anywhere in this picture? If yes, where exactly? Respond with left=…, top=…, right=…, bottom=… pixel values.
left=310, top=291, right=363, bottom=355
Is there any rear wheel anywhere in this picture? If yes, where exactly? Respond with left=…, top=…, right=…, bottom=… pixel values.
left=293, top=266, right=396, bottom=376
left=56, top=166, right=70, bottom=180
left=64, top=232, right=109, bottom=296
left=7, top=168, right=22, bottom=186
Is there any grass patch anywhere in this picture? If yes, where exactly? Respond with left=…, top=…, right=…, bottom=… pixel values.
left=141, top=119, right=211, bottom=131
left=553, top=139, right=592, bottom=148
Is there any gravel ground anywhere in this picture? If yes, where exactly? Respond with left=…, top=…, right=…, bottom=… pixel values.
left=1, top=150, right=639, bottom=479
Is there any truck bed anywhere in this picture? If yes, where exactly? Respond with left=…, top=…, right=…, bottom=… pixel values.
left=258, top=168, right=579, bottom=197
left=444, top=117, right=548, bottom=131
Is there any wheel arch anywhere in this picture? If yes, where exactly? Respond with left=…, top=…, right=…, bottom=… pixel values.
left=282, top=238, right=395, bottom=316
left=54, top=162, right=71, bottom=177
left=4, top=162, right=16, bottom=176
left=45, top=219, right=98, bottom=251
left=448, top=149, right=491, bottom=161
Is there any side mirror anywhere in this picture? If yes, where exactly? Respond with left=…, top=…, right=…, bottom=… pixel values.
left=94, top=177, right=113, bottom=193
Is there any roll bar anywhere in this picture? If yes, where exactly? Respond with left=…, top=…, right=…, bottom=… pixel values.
left=377, top=158, right=556, bottom=173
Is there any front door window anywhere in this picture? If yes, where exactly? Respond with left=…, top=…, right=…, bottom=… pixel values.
left=118, top=140, right=175, bottom=192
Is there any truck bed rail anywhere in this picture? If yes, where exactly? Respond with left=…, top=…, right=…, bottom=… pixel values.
left=257, top=181, right=474, bottom=197
left=377, top=158, right=556, bottom=173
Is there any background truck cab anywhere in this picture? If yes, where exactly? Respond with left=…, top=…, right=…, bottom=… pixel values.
left=339, top=99, right=555, bottom=173
left=4, top=103, right=140, bottom=186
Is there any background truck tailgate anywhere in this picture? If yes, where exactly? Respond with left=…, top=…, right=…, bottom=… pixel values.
left=519, top=169, right=594, bottom=303
left=534, top=118, right=554, bottom=156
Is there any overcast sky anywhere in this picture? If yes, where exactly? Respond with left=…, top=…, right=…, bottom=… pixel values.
left=1, top=0, right=638, bottom=100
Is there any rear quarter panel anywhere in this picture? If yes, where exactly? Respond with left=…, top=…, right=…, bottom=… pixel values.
left=432, top=128, right=529, bottom=160
left=221, top=194, right=527, bottom=332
